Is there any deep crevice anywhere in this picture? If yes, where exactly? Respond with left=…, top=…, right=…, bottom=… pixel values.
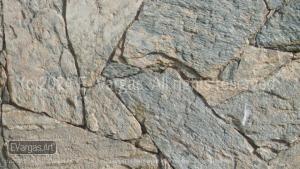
left=62, top=0, right=87, bottom=129
left=101, top=2, right=145, bottom=75
left=152, top=140, right=176, bottom=169
left=0, top=1, right=12, bottom=168
left=252, top=0, right=272, bottom=47
left=263, top=91, right=288, bottom=100
left=145, top=52, right=207, bottom=81
left=3, top=102, right=87, bottom=132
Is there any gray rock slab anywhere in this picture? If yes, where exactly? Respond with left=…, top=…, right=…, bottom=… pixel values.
left=270, top=143, right=300, bottom=169
left=257, top=0, right=300, bottom=51
left=214, top=60, right=300, bottom=152
left=123, top=0, right=267, bottom=79
left=112, top=69, right=266, bottom=169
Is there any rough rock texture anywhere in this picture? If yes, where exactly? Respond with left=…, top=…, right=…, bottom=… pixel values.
left=84, top=81, right=142, bottom=140
left=193, top=46, right=294, bottom=106
left=4, top=0, right=83, bottom=125
left=122, top=0, right=267, bottom=79
left=66, top=0, right=143, bottom=87
left=112, top=69, right=266, bottom=169
left=0, top=0, right=299, bottom=168
left=270, top=143, right=300, bottom=169
left=257, top=0, right=300, bottom=51
left=2, top=104, right=159, bottom=169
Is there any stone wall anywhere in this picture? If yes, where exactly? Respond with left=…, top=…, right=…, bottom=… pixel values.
left=0, top=0, right=299, bottom=168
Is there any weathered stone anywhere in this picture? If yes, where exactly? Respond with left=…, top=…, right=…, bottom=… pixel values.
left=66, top=0, right=143, bottom=87
left=220, top=46, right=293, bottom=84
left=136, top=135, right=158, bottom=153
left=257, top=0, right=300, bottom=51
left=0, top=66, right=6, bottom=98
left=112, top=69, right=266, bottom=169
left=0, top=0, right=298, bottom=168
left=295, top=53, right=300, bottom=59
left=0, top=134, right=6, bottom=169
left=192, top=80, right=246, bottom=106
left=270, top=143, right=300, bottom=169
left=123, top=0, right=267, bottom=79
left=4, top=0, right=83, bottom=125
left=2, top=104, right=159, bottom=169
left=265, top=0, right=285, bottom=10
left=193, top=46, right=293, bottom=106
left=84, top=82, right=142, bottom=140
left=214, top=60, right=300, bottom=152
left=256, top=147, right=277, bottom=161
left=160, top=158, right=174, bottom=169
left=0, top=0, right=4, bottom=52
left=102, top=62, right=141, bottom=79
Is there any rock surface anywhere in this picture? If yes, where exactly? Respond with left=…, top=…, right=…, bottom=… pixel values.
left=2, top=104, right=159, bottom=169
left=4, top=0, right=83, bottom=125
left=122, top=0, right=267, bottom=79
left=213, top=59, right=300, bottom=155
left=257, top=0, right=300, bottom=51
left=66, top=0, right=143, bottom=87
left=84, top=81, right=142, bottom=140
left=112, top=69, right=266, bottom=169
left=0, top=0, right=299, bottom=168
